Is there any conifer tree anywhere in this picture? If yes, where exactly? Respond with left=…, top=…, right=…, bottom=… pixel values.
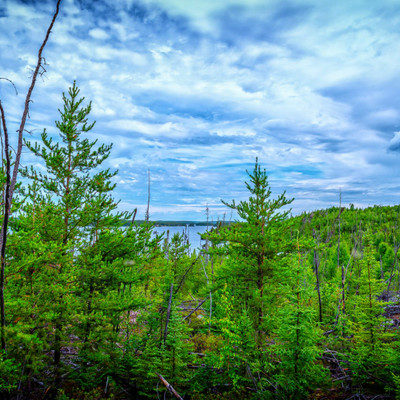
left=207, top=159, right=294, bottom=342
left=21, top=81, right=125, bottom=244
left=16, top=82, right=134, bottom=385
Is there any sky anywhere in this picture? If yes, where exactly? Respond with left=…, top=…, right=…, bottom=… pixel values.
left=1, top=0, right=400, bottom=221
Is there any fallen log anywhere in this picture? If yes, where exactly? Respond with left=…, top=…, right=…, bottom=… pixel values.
left=183, top=299, right=206, bottom=321
left=156, top=373, right=183, bottom=400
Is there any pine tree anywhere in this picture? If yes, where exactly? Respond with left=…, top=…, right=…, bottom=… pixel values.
left=207, top=159, right=294, bottom=342
left=14, top=82, right=136, bottom=387
left=21, top=81, right=124, bottom=244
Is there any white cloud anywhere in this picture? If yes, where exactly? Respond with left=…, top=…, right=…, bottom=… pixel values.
left=109, top=119, right=187, bottom=138
left=2, top=0, right=400, bottom=220
left=89, top=28, right=110, bottom=40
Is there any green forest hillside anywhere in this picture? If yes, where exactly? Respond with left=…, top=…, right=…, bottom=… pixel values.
left=1, top=85, right=400, bottom=400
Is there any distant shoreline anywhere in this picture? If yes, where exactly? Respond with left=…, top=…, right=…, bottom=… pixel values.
left=127, top=220, right=229, bottom=227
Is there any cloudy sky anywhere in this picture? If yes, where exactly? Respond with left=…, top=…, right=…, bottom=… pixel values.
left=1, top=0, right=400, bottom=221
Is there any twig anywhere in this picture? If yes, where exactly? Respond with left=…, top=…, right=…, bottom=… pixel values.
left=0, top=77, right=18, bottom=95
left=246, top=363, right=258, bottom=392
left=105, top=376, right=109, bottom=394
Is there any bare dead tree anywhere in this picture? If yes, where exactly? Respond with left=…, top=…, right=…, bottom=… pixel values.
left=312, top=229, right=323, bottom=323
left=0, top=0, right=62, bottom=352
left=145, top=168, right=150, bottom=222
left=164, top=283, right=174, bottom=345
left=0, top=102, right=10, bottom=352
left=338, top=190, right=345, bottom=316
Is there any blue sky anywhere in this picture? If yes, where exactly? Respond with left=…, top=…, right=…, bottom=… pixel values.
left=1, top=0, right=400, bottom=221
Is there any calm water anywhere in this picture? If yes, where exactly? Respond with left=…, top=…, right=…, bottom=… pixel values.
left=152, top=225, right=210, bottom=253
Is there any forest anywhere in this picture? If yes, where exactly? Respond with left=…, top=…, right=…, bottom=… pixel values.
left=0, top=82, right=400, bottom=400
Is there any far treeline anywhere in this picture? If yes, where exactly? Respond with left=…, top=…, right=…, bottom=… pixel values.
left=1, top=83, right=400, bottom=400
left=128, top=221, right=224, bottom=227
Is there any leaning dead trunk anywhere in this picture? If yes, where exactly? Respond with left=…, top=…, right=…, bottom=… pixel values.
left=0, top=0, right=62, bottom=352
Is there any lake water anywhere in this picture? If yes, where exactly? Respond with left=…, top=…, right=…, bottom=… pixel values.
left=152, top=225, right=210, bottom=253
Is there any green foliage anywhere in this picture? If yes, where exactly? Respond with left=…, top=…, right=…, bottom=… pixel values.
left=0, top=354, right=19, bottom=392
left=343, top=234, right=394, bottom=391
left=2, top=91, right=400, bottom=399
left=270, top=253, right=328, bottom=399
left=207, top=286, right=256, bottom=389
